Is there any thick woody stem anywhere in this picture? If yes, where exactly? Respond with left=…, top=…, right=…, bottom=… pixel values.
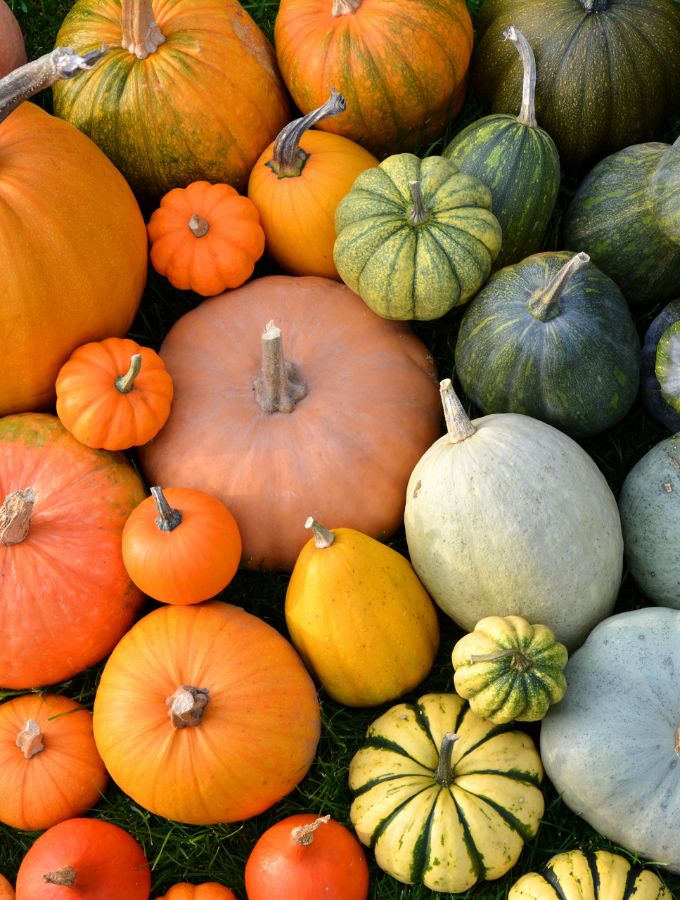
left=166, top=685, right=210, bottom=729
left=435, top=733, right=459, bottom=787
left=188, top=214, right=210, bottom=237
left=121, top=0, right=166, bottom=59
left=151, top=486, right=182, bottom=532
left=115, top=354, right=142, bottom=393
left=527, top=252, right=590, bottom=322
left=291, top=815, right=331, bottom=845
left=408, top=181, right=429, bottom=225
left=503, top=27, right=538, bottom=128
left=0, top=488, right=35, bottom=545
left=469, top=648, right=532, bottom=671
left=268, top=90, right=347, bottom=177
left=440, top=379, right=476, bottom=444
left=253, top=321, right=308, bottom=414
left=43, top=867, right=77, bottom=886
left=305, top=517, right=335, bottom=549
left=332, top=0, right=361, bottom=14
left=16, top=720, right=45, bottom=759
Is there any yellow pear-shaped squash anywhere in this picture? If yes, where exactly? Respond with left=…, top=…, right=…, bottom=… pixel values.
left=285, top=518, right=440, bottom=706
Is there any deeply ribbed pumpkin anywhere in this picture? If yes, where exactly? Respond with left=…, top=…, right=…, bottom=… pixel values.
left=0, top=0, right=25, bottom=77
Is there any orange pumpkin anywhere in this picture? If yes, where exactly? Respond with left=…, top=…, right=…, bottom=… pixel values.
left=147, top=182, right=265, bottom=296
left=274, top=0, right=474, bottom=159
left=0, top=0, right=25, bottom=77
left=121, top=486, right=242, bottom=605
left=138, top=275, right=441, bottom=571
left=55, top=337, right=174, bottom=451
left=155, top=885, right=237, bottom=900
left=92, top=602, right=321, bottom=824
left=0, top=413, right=146, bottom=690
left=0, top=874, right=13, bottom=899
left=0, top=693, right=107, bottom=831
left=248, top=91, right=377, bottom=279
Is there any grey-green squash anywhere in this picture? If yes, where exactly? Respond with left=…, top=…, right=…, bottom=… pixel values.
left=641, top=299, right=680, bottom=432
left=651, top=135, right=680, bottom=246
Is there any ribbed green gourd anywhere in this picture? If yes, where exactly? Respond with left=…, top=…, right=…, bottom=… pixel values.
left=444, top=27, right=559, bottom=269
left=641, top=300, right=680, bottom=432
left=333, top=153, right=502, bottom=321
left=454, top=251, right=640, bottom=438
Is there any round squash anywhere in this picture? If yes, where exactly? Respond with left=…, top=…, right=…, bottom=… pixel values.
left=652, top=135, right=680, bottom=246
left=404, top=380, right=623, bottom=649
left=349, top=692, right=544, bottom=893
left=655, top=321, right=680, bottom=417
left=333, top=153, right=502, bottom=320
left=641, top=299, right=680, bottom=432
left=155, top=886, right=237, bottom=900
left=0, top=0, right=25, bottom=77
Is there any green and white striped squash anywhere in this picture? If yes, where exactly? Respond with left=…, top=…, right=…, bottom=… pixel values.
left=333, top=153, right=502, bottom=321
left=451, top=615, right=568, bottom=724
left=348, top=692, right=544, bottom=894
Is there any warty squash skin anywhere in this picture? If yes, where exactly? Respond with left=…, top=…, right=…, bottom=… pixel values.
left=0, top=0, right=25, bottom=77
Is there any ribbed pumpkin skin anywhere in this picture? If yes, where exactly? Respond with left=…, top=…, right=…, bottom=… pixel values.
left=454, top=251, right=641, bottom=438
left=472, top=0, right=680, bottom=173
left=53, top=0, right=290, bottom=201
left=349, top=692, right=544, bottom=893
left=641, top=300, right=680, bottom=432
left=334, top=154, right=502, bottom=320
left=274, top=0, right=473, bottom=159
left=0, top=0, right=25, bottom=77
left=509, top=849, right=672, bottom=899
left=155, top=885, right=237, bottom=900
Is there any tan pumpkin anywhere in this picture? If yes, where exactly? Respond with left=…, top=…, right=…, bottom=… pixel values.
left=0, top=0, right=25, bottom=77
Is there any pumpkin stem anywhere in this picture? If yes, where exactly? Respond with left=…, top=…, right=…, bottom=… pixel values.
left=435, top=732, right=459, bottom=787
left=0, top=46, right=108, bottom=125
left=503, top=27, right=538, bottom=128
left=305, top=516, right=335, bottom=549
left=16, top=719, right=45, bottom=759
left=469, top=648, right=532, bottom=672
left=440, top=379, right=476, bottom=444
left=166, top=685, right=210, bottom=729
left=151, top=486, right=183, bottom=532
left=580, top=0, right=609, bottom=11
left=115, top=354, right=142, bottom=393
left=332, top=0, right=361, bottom=15
left=408, top=181, right=430, bottom=226
left=254, top=321, right=308, bottom=414
left=0, top=487, right=35, bottom=546
left=121, top=0, right=166, bottom=59
left=527, top=252, right=590, bottom=322
left=188, top=214, right=210, bottom=238
left=43, top=866, right=77, bottom=886
left=267, top=90, right=347, bottom=178
left=291, top=814, right=331, bottom=845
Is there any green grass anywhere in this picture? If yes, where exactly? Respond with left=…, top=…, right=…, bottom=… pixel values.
left=4, top=0, right=680, bottom=897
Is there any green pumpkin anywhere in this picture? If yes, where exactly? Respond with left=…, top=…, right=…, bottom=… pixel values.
left=444, top=27, right=560, bottom=269
left=333, top=153, right=502, bottom=321
left=651, top=136, right=680, bottom=246
left=454, top=251, right=640, bottom=438
left=641, top=300, right=680, bottom=432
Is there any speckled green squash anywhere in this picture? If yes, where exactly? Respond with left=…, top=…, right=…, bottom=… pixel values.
left=451, top=615, right=568, bottom=724
left=454, top=251, right=640, bottom=438
left=333, top=153, right=502, bottom=320
left=652, top=136, right=680, bottom=246
left=641, top=300, right=680, bottom=432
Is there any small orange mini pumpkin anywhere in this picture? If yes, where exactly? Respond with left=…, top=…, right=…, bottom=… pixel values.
left=154, top=884, right=237, bottom=900
left=147, top=181, right=265, bottom=296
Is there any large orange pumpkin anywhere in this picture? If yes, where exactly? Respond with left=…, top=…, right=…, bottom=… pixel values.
left=0, top=0, right=25, bottom=77
left=0, top=874, right=12, bottom=899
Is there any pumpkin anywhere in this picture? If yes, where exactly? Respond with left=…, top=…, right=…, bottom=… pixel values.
left=471, top=0, right=680, bottom=173
left=121, top=486, right=242, bottom=605
left=404, top=380, right=623, bottom=649
left=641, top=299, right=680, bottom=432
left=244, top=814, right=369, bottom=900
left=53, top=0, right=289, bottom=201
left=0, top=0, right=25, bottom=77
left=0, top=875, right=11, bottom=899
left=443, top=27, right=560, bottom=269
left=333, top=153, right=502, bottom=320
left=651, top=135, right=680, bottom=246
left=147, top=181, right=265, bottom=296
left=0, top=413, right=145, bottom=690
left=285, top=517, right=439, bottom=706
left=451, top=616, right=568, bottom=724
left=14, top=817, right=151, bottom=899
left=138, top=275, right=441, bottom=572
left=92, top=601, right=321, bottom=824
left=155, top=886, right=236, bottom=900
left=55, top=337, right=174, bottom=451
left=541, top=607, right=680, bottom=872
left=509, top=849, right=673, bottom=899
left=454, top=251, right=641, bottom=438
left=655, top=321, right=680, bottom=416
left=274, top=0, right=473, bottom=159
left=0, top=693, right=107, bottom=831
left=248, top=90, right=378, bottom=280
left=0, top=49, right=146, bottom=416
left=348, top=692, right=544, bottom=893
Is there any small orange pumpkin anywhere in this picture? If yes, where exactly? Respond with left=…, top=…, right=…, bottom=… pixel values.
left=147, top=181, right=265, bottom=296
left=154, top=885, right=237, bottom=900
left=55, top=337, right=174, bottom=451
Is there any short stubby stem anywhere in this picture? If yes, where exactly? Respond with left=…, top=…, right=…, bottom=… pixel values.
left=581, top=0, right=609, bottom=11
left=16, top=719, right=45, bottom=759
left=0, top=487, right=35, bottom=546
left=435, top=732, right=459, bottom=787
left=188, top=214, right=210, bottom=237
left=115, top=354, right=142, bottom=393
left=527, top=252, right=590, bottom=322
left=440, top=379, right=476, bottom=444
left=291, top=814, right=331, bottom=845
left=121, top=0, right=166, bottom=59
left=151, top=486, right=183, bottom=532
left=43, top=866, right=77, bottom=886
left=166, top=685, right=210, bottom=729
left=408, top=181, right=430, bottom=225
left=332, top=0, right=361, bottom=15
left=253, top=321, right=308, bottom=414
left=305, top=517, right=335, bottom=549
left=469, top=648, right=532, bottom=672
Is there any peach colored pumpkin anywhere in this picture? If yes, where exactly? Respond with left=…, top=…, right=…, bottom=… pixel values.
left=0, top=0, right=25, bottom=77
left=0, top=873, right=13, bottom=899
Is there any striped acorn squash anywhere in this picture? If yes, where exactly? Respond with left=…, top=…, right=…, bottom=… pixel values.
left=348, top=692, right=544, bottom=893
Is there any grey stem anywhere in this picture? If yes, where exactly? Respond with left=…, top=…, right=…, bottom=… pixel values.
left=440, top=379, right=476, bottom=444
left=0, top=487, right=35, bottom=545
left=408, top=180, right=429, bottom=225
left=503, top=27, right=538, bottom=128
left=269, top=90, right=347, bottom=177
left=253, top=321, right=308, bottom=414
left=305, top=516, right=335, bottom=548
left=332, top=0, right=361, bottom=15
left=527, top=252, right=590, bottom=322
left=151, top=486, right=183, bottom=532
left=435, top=733, right=459, bottom=787
left=166, top=685, right=210, bottom=729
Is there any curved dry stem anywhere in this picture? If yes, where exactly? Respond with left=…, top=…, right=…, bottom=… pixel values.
left=267, top=90, right=346, bottom=177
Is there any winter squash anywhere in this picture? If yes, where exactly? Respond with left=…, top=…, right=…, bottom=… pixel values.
left=0, top=413, right=145, bottom=689
left=55, top=337, right=174, bottom=451
left=655, top=322, right=680, bottom=417
left=641, top=300, right=680, bottom=432
left=245, top=814, right=369, bottom=899
left=444, top=27, right=560, bottom=269
left=274, top=0, right=473, bottom=159
left=333, top=154, right=502, bottom=320
left=53, top=0, right=290, bottom=200
left=285, top=517, right=439, bottom=706
left=92, top=601, right=321, bottom=824
left=349, top=692, right=544, bottom=893
left=0, top=875, right=12, bottom=899
left=14, top=817, right=151, bottom=899
left=155, top=886, right=237, bottom=900
left=541, top=607, right=680, bottom=872
left=0, top=49, right=147, bottom=416
left=0, top=0, right=25, bottom=77
left=0, top=693, right=107, bottom=831
left=454, top=251, right=641, bottom=438
left=451, top=616, right=568, bottom=724
left=138, top=275, right=441, bottom=571
left=404, top=380, right=623, bottom=649
left=652, top=136, right=680, bottom=246
left=147, top=182, right=265, bottom=296
left=248, top=91, right=378, bottom=279
left=471, top=0, right=680, bottom=173
left=121, top=486, right=242, bottom=605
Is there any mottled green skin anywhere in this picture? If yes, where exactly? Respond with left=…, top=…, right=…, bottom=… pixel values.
left=333, top=154, right=502, bottom=321
left=562, top=143, right=680, bottom=306
left=455, top=252, right=640, bottom=438
left=444, top=114, right=560, bottom=268
left=652, top=137, right=680, bottom=246
left=656, top=321, right=680, bottom=414
left=641, top=300, right=680, bottom=431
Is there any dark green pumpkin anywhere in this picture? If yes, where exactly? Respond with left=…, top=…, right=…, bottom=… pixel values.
left=444, top=27, right=560, bottom=269
left=454, top=251, right=640, bottom=438
left=333, top=153, right=502, bottom=321
left=641, top=300, right=680, bottom=432
left=471, top=0, right=680, bottom=173
left=652, top=136, right=680, bottom=246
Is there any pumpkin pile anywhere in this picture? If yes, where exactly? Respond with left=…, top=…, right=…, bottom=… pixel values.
left=1, top=0, right=679, bottom=897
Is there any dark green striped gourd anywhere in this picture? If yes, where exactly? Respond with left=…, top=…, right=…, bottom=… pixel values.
left=444, top=26, right=559, bottom=269
left=641, top=300, right=680, bottom=432
left=454, top=251, right=640, bottom=438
